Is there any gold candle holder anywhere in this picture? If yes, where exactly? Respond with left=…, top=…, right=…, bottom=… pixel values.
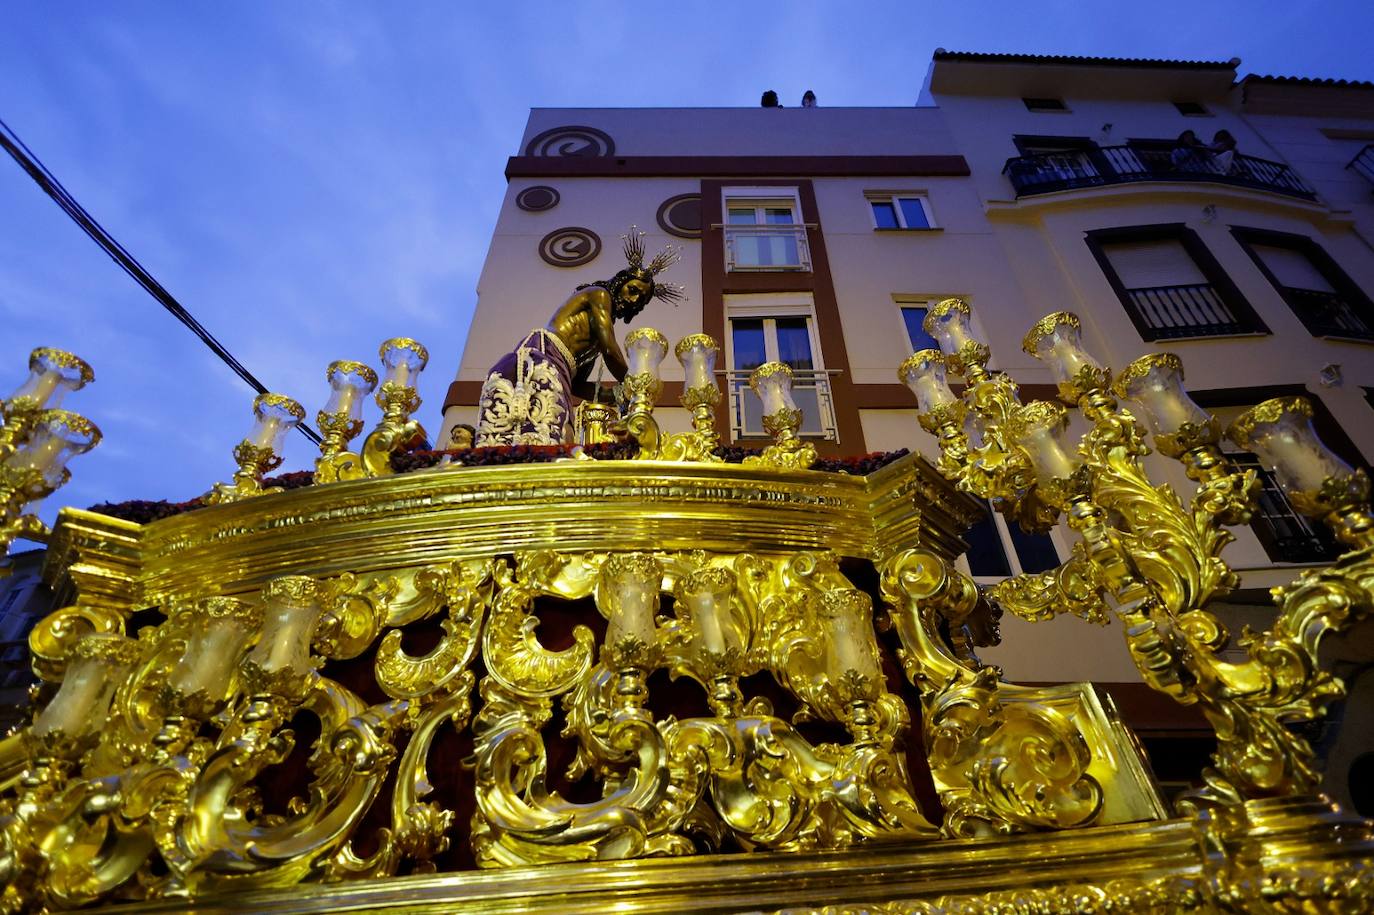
left=0, top=348, right=94, bottom=462
left=361, top=338, right=429, bottom=477
left=743, top=362, right=816, bottom=470
left=677, top=566, right=745, bottom=717
left=575, top=399, right=617, bottom=447
left=598, top=553, right=663, bottom=710
left=674, top=333, right=722, bottom=458
left=620, top=328, right=668, bottom=458
left=923, top=298, right=990, bottom=381
left=207, top=393, right=305, bottom=504
left=314, top=360, right=379, bottom=484
left=1022, top=311, right=1111, bottom=405
left=2, top=409, right=101, bottom=551
left=1228, top=397, right=1372, bottom=548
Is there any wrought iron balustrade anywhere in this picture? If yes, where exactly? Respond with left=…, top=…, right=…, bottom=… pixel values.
left=1004, top=145, right=1315, bottom=199
left=724, top=368, right=838, bottom=441
left=723, top=224, right=812, bottom=272
left=1227, top=453, right=1341, bottom=564
left=1279, top=286, right=1374, bottom=340
left=1122, top=283, right=1256, bottom=339
left=1349, top=144, right=1374, bottom=187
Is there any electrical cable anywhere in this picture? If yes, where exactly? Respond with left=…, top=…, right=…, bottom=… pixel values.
left=0, top=116, right=322, bottom=444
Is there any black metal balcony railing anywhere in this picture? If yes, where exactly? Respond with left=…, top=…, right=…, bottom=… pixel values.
left=1004, top=145, right=1316, bottom=199
left=1123, top=283, right=1254, bottom=339
left=1280, top=286, right=1374, bottom=340
left=1227, top=453, right=1341, bottom=564
left=1349, top=144, right=1374, bottom=187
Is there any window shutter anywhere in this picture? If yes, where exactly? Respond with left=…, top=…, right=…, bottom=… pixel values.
left=1252, top=245, right=1335, bottom=292
left=1103, top=240, right=1207, bottom=289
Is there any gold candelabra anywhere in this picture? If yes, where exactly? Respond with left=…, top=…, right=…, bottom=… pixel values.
left=206, top=392, right=306, bottom=503
left=360, top=337, right=429, bottom=477
left=0, top=348, right=99, bottom=559
left=900, top=297, right=1374, bottom=806
left=743, top=361, right=817, bottom=470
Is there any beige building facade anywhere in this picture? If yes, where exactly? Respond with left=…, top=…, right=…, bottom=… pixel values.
left=442, top=54, right=1374, bottom=799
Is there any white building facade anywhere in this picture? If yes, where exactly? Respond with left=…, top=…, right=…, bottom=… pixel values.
left=441, top=54, right=1374, bottom=801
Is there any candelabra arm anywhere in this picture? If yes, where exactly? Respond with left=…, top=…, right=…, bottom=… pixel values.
left=361, top=384, right=425, bottom=478
left=880, top=549, right=1103, bottom=836
left=657, top=384, right=724, bottom=463
left=205, top=441, right=283, bottom=504
left=314, top=411, right=367, bottom=484
left=984, top=541, right=1112, bottom=625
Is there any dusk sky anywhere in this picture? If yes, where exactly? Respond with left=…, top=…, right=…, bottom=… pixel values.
left=3, top=1, right=1372, bottom=532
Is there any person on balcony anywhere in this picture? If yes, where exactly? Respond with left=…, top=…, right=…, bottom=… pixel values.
left=1208, top=130, right=1238, bottom=175
left=473, top=230, right=683, bottom=447
left=1170, top=130, right=1205, bottom=171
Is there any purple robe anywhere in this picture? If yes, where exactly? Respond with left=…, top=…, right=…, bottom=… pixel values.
left=474, top=329, right=575, bottom=446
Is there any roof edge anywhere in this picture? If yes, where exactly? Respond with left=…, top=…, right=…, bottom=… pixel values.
left=931, top=49, right=1240, bottom=71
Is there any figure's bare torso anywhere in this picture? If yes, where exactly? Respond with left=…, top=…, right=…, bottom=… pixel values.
left=546, top=286, right=628, bottom=394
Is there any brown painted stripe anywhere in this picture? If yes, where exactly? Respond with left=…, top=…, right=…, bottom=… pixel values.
left=506, top=155, right=970, bottom=180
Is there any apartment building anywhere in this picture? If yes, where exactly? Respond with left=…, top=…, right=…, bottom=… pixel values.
left=441, top=53, right=1374, bottom=803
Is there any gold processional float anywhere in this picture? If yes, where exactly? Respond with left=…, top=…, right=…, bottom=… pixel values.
left=0, top=300, right=1372, bottom=913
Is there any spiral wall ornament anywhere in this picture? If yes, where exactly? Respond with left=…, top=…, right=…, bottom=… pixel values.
left=524, top=125, right=616, bottom=158
left=538, top=227, right=602, bottom=267
left=656, top=194, right=702, bottom=239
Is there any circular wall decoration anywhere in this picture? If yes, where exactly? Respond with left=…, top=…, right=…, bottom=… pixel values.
left=539, top=227, right=601, bottom=267
left=524, top=125, right=616, bottom=158
left=656, top=193, right=702, bottom=239
left=516, top=185, right=560, bottom=212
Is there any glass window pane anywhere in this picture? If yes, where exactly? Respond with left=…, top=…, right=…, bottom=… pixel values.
left=764, top=207, right=794, bottom=224
left=728, top=207, right=757, bottom=225
left=774, top=317, right=814, bottom=370
left=731, top=318, right=766, bottom=371
left=898, top=198, right=931, bottom=229
left=1007, top=523, right=1060, bottom=573
left=901, top=307, right=939, bottom=352
left=965, top=507, right=1012, bottom=578
left=871, top=201, right=899, bottom=229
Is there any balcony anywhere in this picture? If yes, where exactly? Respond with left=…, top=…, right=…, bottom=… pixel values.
left=1348, top=144, right=1374, bottom=188
left=724, top=224, right=811, bottom=272
left=1003, top=145, right=1315, bottom=200
left=1121, top=283, right=1258, bottom=339
left=1279, top=286, right=1374, bottom=340
left=725, top=368, right=838, bottom=441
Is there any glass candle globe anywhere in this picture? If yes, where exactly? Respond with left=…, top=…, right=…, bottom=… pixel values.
left=8, top=348, right=94, bottom=411
left=922, top=298, right=980, bottom=360
left=678, top=567, right=742, bottom=662
left=675, top=334, right=719, bottom=391
left=379, top=338, right=429, bottom=391
left=600, top=554, right=662, bottom=649
left=1228, top=397, right=1353, bottom=505
left=624, top=328, right=669, bottom=378
left=817, top=589, right=882, bottom=684
left=167, top=597, right=262, bottom=706
left=1114, top=353, right=1211, bottom=438
left=1022, top=312, right=1102, bottom=388
left=4, top=410, right=101, bottom=485
left=242, top=577, right=325, bottom=691
left=899, top=349, right=958, bottom=414
left=1012, top=401, right=1081, bottom=486
left=748, top=362, right=797, bottom=415
left=31, top=633, right=140, bottom=749
left=322, top=360, right=379, bottom=425
left=246, top=394, right=305, bottom=452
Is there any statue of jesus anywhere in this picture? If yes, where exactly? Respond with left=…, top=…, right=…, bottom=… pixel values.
left=474, top=229, right=683, bottom=447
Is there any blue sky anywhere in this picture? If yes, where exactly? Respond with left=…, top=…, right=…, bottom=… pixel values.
left=2, top=1, right=1372, bottom=531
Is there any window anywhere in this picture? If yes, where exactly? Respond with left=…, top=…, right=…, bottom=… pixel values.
left=1085, top=224, right=1267, bottom=341
left=722, top=192, right=810, bottom=272
left=1173, top=101, right=1210, bottom=116
left=1231, top=227, right=1374, bottom=341
left=1023, top=97, right=1068, bottom=112
left=1224, top=452, right=1341, bottom=564
left=897, top=301, right=942, bottom=352
left=868, top=194, right=935, bottom=230
left=965, top=500, right=1062, bottom=579
left=724, top=295, right=837, bottom=441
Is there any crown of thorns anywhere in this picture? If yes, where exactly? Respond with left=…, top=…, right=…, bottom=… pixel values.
left=621, top=227, right=685, bottom=305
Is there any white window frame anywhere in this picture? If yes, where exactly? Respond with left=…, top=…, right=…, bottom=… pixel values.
left=959, top=500, right=1069, bottom=584
left=723, top=294, right=826, bottom=374
left=723, top=293, right=837, bottom=441
left=866, top=192, right=937, bottom=231
left=721, top=187, right=810, bottom=273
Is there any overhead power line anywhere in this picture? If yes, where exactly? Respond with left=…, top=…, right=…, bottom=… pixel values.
left=0, top=116, right=321, bottom=445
